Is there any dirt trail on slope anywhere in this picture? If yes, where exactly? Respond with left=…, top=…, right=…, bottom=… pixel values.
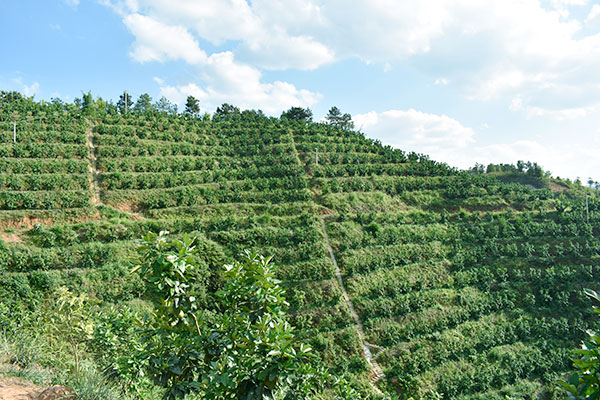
left=0, top=376, right=75, bottom=400
left=288, top=130, right=303, bottom=167
left=85, top=123, right=101, bottom=205
left=0, top=376, right=40, bottom=400
left=320, top=218, right=386, bottom=386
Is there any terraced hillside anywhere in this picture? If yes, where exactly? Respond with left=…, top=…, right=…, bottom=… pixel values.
left=1, top=96, right=599, bottom=399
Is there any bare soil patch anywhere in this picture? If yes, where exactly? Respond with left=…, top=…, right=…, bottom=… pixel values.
left=0, top=376, right=41, bottom=400
left=113, top=201, right=141, bottom=214
left=0, top=376, right=75, bottom=400
left=549, top=181, right=569, bottom=192
left=0, top=233, right=21, bottom=244
left=0, top=217, right=53, bottom=231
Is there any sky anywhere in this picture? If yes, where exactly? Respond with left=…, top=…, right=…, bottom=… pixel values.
left=1, top=0, right=600, bottom=181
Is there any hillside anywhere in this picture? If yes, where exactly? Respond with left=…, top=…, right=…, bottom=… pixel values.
left=1, top=94, right=600, bottom=399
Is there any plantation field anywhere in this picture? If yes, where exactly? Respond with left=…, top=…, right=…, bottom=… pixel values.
left=1, top=97, right=599, bottom=399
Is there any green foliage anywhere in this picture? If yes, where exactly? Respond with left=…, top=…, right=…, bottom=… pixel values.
left=81, top=91, right=96, bottom=115
left=135, top=231, right=324, bottom=399
left=2, top=94, right=600, bottom=400
left=325, top=106, right=354, bottom=131
left=46, top=286, right=95, bottom=373
left=155, top=96, right=178, bottom=115
left=558, top=289, right=600, bottom=399
left=135, top=93, right=154, bottom=114
left=117, top=90, right=133, bottom=114
left=90, top=303, right=152, bottom=391
left=184, top=95, right=200, bottom=117
left=281, top=107, right=313, bottom=123
left=214, top=103, right=241, bottom=120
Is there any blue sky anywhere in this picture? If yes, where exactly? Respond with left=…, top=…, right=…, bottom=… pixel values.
left=2, top=0, right=600, bottom=181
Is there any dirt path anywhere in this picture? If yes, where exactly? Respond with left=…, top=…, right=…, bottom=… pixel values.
left=85, top=123, right=101, bottom=205
left=0, top=376, right=40, bottom=400
left=320, top=218, right=385, bottom=385
left=0, top=375, right=75, bottom=400
left=288, top=129, right=303, bottom=167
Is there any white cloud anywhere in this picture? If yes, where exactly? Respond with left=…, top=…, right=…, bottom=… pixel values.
left=63, top=0, right=79, bottom=7
left=586, top=4, right=600, bottom=24
left=469, top=140, right=593, bottom=179
left=524, top=103, right=600, bottom=120
left=552, top=0, right=589, bottom=5
left=23, top=82, right=39, bottom=97
left=159, top=79, right=321, bottom=115
left=238, top=33, right=334, bottom=71
left=157, top=51, right=321, bottom=113
left=354, top=109, right=476, bottom=167
left=509, top=96, right=524, bottom=111
left=123, top=14, right=206, bottom=64
left=111, top=0, right=334, bottom=70
left=355, top=107, right=600, bottom=179
left=101, top=0, right=600, bottom=118
left=110, top=6, right=322, bottom=113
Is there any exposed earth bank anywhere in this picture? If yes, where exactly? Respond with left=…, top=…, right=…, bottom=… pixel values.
left=0, top=376, right=74, bottom=400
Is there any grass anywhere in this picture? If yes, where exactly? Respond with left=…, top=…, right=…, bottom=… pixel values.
left=0, top=328, right=157, bottom=400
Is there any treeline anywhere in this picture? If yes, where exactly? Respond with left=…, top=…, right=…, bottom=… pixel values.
left=470, top=160, right=550, bottom=178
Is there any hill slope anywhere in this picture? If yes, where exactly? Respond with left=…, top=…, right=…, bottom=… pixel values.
left=1, top=96, right=599, bottom=399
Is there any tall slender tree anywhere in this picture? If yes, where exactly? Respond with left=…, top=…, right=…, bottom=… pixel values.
left=117, top=91, right=133, bottom=114
left=134, top=93, right=153, bottom=114
left=325, top=106, right=354, bottom=130
left=184, top=95, right=200, bottom=117
left=81, top=91, right=95, bottom=115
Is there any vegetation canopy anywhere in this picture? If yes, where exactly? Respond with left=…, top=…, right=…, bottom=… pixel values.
left=135, top=231, right=323, bottom=400
left=0, top=90, right=599, bottom=399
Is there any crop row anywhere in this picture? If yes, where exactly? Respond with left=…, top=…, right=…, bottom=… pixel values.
left=402, top=341, right=568, bottom=399
left=0, top=191, right=90, bottom=210
left=96, top=142, right=293, bottom=158
left=312, top=161, right=452, bottom=178
left=99, top=166, right=306, bottom=189
left=95, top=123, right=289, bottom=144
left=0, top=143, right=88, bottom=159
left=106, top=175, right=307, bottom=193
left=293, top=129, right=375, bottom=145
left=329, top=220, right=457, bottom=252
left=94, top=132, right=290, bottom=149
left=346, top=260, right=452, bottom=299
left=143, top=201, right=317, bottom=220
left=355, top=286, right=488, bottom=321
left=0, top=159, right=89, bottom=174
left=435, top=208, right=594, bottom=227
left=102, top=187, right=313, bottom=209
left=460, top=218, right=594, bottom=242
left=275, top=258, right=335, bottom=281
left=26, top=213, right=319, bottom=247
left=381, top=313, right=580, bottom=383
left=294, top=142, right=394, bottom=156
left=288, top=303, right=353, bottom=334
left=317, top=175, right=543, bottom=204
left=455, top=238, right=600, bottom=265
left=286, top=279, right=342, bottom=310
left=0, top=240, right=132, bottom=272
left=210, top=225, right=320, bottom=252
left=0, top=130, right=86, bottom=144
left=3, top=120, right=85, bottom=134
left=301, top=151, right=405, bottom=166
left=0, top=174, right=89, bottom=191
left=338, top=242, right=449, bottom=276
left=97, top=154, right=298, bottom=173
